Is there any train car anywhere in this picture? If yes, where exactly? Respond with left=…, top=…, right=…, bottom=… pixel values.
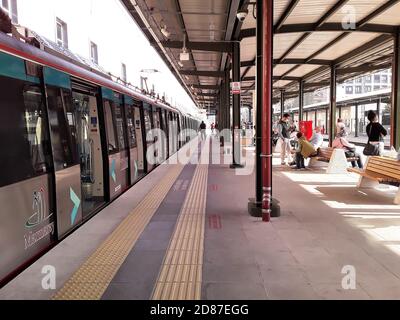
left=0, top=30, right=199, bottom=286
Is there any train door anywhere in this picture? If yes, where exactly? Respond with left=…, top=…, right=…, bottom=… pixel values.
left=124, top=97, right=145, bottom=185
left=177, top=114, right=182, bottom=149
left=152, top=108, right=162, bottom=164
left=0, top=63, right=56, bottom=282
left=71, top=89, right=106, bottom=218
left=168, top=112, right=176, bottom=155
left=160, top=109, right=169, bottom=160
left=101, top=88, right=129, bottom=200
left=143, top=103, right=155, bottom=172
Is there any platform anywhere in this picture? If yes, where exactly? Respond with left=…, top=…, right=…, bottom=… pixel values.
left=1, top=134, right=400, bottom=300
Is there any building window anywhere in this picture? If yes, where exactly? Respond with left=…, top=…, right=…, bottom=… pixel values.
left=355, top=86, right=362, bottom=94
left=365, top=86, right=371, bottom=93
left=374, top=74, right=380, bottom=83
left=345, top=86, right=353, bottom=94
left=374, top=85, right=380, bottom=91
left=121, top=63, right=127, bottom=82
left=382, top=75, right=388, bottom=83
left=355, top=78, right=362, bottom=83
left=90, top=41, right=98, bottom=64
left=364, top=75, right=372, bottom=83
left=1, top=0, right=18, bottom=23
left=56, top=18, right=68, bottom=48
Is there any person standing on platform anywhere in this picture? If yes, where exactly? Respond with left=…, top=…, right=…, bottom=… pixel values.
left=366, top=110, right=387, bottom=156
left=277, top=113, right=293, bottom=165
left=199, top=121, right=207, bottom=141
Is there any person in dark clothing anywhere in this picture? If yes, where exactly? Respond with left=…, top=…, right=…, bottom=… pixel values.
left=366, top=110, right=387, bottom=156
left=277, top=113, right=293, bottom=165
left=199, top=121, right=207, bottom=140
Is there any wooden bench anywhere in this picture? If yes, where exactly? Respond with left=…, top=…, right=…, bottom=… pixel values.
left=309, top=147, right=360, bottom=174
left=348, top=156, right=400, bottom=204
left=315, top=147, right=359, bottom=163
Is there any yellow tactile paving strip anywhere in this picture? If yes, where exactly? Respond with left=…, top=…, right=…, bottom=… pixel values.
left=53, top=164, right=184, bottom=300
left=152, top=163, right=208, bottom=300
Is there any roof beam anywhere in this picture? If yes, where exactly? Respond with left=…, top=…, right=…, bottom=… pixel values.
left=276, top=23, right=397, bottom=34
left=273, top=59, right=332, bottom=65
left=190, top=84, right=220, bottom=90
left=274, top=0, right=301, bottom=32
left=180, top=70, right=225, bottom=77
left=275, top=0, right=350, bottom=64
left=161, top=41, right=233, bottom=52
left=195, top=92, right=219, bottom=97
left=241, top=60, right=256, bottom=67
left=239, top=28, right=256, bottom=40
left=336, top=62, right=392, bottom=75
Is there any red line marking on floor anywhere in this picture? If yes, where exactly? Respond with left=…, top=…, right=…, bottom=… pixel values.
left=208, top=215, right=222, bottom=230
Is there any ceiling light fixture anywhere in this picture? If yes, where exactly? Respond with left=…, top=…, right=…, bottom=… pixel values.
left=180, top=34, right=190, bottom=61
left=160, top=21, right=171, bottom=39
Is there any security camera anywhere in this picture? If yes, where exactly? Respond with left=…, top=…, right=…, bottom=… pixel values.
left=237, top=9, right=248, bottom=22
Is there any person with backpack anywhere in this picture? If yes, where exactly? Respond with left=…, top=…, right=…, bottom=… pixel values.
left=199, top=121, right=207, bottom=140
left=365, top=110, right=387, bottom=156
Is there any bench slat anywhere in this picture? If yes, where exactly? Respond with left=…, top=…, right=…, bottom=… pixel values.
left=368, top=164, right=400, bottom=180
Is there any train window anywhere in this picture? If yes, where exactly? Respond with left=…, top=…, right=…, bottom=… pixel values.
left=0, top=78, right=52, bottom=188
left=104, top=100, right=119, bottom=154
left=114, top=103, right=127, bottom=150
left=125, top=105, right=137, bottom=148
left=144, top=109, right=154, bottom=143
left=47, top=87, right=79, bottom=170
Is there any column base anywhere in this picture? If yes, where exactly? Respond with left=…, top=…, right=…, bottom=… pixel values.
left=230, top=163, right=245, bottom=169
left=248, top=198, right=281, bottom=218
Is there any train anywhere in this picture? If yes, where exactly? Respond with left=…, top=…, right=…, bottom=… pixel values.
left=0, top=29, right=200, bottom=286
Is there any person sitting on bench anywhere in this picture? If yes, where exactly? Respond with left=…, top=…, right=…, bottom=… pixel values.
left=332, top=129, right=363, bottom=169
left=292, top=132, right=318, bottom=170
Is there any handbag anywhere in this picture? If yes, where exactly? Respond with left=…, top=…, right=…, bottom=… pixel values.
left=363, top=125, right=380, bottom=156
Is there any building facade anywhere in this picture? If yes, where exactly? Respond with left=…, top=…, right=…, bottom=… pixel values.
left=1, top=0, right=197, bottom=114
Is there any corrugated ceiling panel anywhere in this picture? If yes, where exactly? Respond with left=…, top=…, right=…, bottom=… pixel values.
left=274, top=80, right=292, bottom=87
left=179, top=0, right=228, bottom=13
left=285, top=64, right=320, bottom=77
left=369, top=1, right=400, bottom=25
left=284, top=0, right=338, bottom=24
left=274, top=64, right=298, bottom=76
left=313, top=32, right=379, bottom=60
left=285, top=32, right=343, bottom=59
left=325, top=0, right=387, bottom=23
left=241, top=37, right=256, bottom=61
left=274, top=0, right=292, bottom=24
left=274, top=33, right=305, bottom=59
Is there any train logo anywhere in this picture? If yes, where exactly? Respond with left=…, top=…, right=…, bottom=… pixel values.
left=25, top=188, right=53, bottom=229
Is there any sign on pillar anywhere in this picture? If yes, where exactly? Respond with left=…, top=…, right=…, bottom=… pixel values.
left=232, top=82, right=241, bottom=95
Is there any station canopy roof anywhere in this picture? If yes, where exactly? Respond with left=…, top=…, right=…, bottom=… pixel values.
left=121, top=0, right=400, bottom=108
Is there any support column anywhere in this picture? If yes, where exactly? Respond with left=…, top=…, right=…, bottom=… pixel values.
left=225, top=70, right=231, bottom=131
left=392, top=32, right=400, bottom=149
left=377, top=98, right=381, bottom=121
left=231, top=41, right=243, bottom=168
left=329, top=65, right=337, bottom=147
left=219, top=84, right=224, bottom=129
left=280, top=89, right=285, bottom=118
left=355, top=103, right=359, bottom=137
left=299, top=80, right=304, bottom=122
left=248, top=0, right=279, bottom=219
left=261, top=0, right=276, bottom=221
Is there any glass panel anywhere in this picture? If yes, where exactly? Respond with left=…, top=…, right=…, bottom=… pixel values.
left=47, top=87, right=79, bottom=171
left=125, top=105, right=137, bottom=148
left=2, top=0, right=9, bottom=10
left=0, top=78, right=52, bottom=188
left=144, top=109, right=153, bottom=143
left=114, top=103, right=127, bottom=150
left=104, top=100, right=118, bottom=154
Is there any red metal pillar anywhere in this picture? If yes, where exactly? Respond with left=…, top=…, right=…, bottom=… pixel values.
left=261, top=0, right=273, bottom=222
